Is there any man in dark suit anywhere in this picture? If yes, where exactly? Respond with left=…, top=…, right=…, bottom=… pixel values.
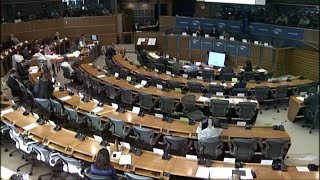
left=139, top=49, right=149, bottom=67
left=106, top=43, right=116, bottom=60
left=233, top=76, right=246, bottom=89
left=303, top=87, right=319, bottom=123
left=5, top=70, right=22, bottom=98
left=155, top=55, right=169, bottom=70
left=16, top=61, right=29, bottom=80
left=220, top=61, right=234, bottom=76
left=185, top=25, right=192, bottom=36
left=20, top=45, right=32, bottom=60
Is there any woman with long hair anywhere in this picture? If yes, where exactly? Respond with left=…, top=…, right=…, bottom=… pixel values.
left=90, top=148, right=118, bottom=179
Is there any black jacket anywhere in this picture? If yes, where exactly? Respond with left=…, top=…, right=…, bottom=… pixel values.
left=233, top=81, right=247, bottom=89
left=106, top=47, right=116, bottom=59
left=6, top=76, right=21, bottom=97
left=220, top=66, right=234, bottom=75
left=304, top=93, right=319, bottom=113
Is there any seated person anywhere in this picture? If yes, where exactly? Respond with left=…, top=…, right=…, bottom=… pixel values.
left=243, top=60, right=253, bottom=72
left=106, top=43, right=116, bottom=60
left=37, top=65, right=54, bottom=99
left=303, top=87, right=319, bottom=123
left=61, top=56, right=74, bottom=74
left=210, top=26, right=218, bottom=38
left=44, top=43, right=54, bottom=55
left=196, top=118, right=222, bottom=141
left=5, top=69, right=22, bottom=98
left=276, top=13, right=288, bottom=25
left=298, top=16, right=310, bottom=27
left=16, top=60, right=29, bottom=80
left=90, top=148, right=117, bottom=180
left=220, top=61, right=234, bottom=76
left=11, top=51, right=24, bottom=69
left=233, top=76, right=247, bottom=89
left=155, top=54, right=169, bottom=70
left=139, top=49, right=149, bottom=67
left=20, top=45, right=32, bottom=60
left=222, top=31, right=230, bottom=39
left=196, top=25, right=204, bottom=36
left=185, top=25, right=192, bottom=36
left=184, top=62, right=198, bottom=78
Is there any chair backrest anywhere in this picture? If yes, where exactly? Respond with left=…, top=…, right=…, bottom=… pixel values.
left=119, top=68, right=129, bottom=79
left=159, top=96, right=175, bottom=114
left=34, top=98, right=51, bottom=117
left=105, top=83, right=117, bottom=99
left=181, top=95, right=196, bottom=113
left=59, top=153, right=83, bottom=177
left=108, top=117, right=126, bottom=139
left=209, top=99, right=229, bottom=117
left=50, top=99, right=64, bottom=116
left=231, top=138, right=257, bottom=161
left=138, top=92, right=153, bottom=110
left=121, top=88, right=133, bottom=104
left=263, top=139, right=290, bottom=160
left=154, top=63, right=166, bottom=73
left=163, top=136, right=188, bottom=156
left=133, top=126, right=155, bottom=146
left=220, top=73, right=235, bottom=81
left=254, top=86, right=269, bottom=101
left=124, top=172, right=153, bottom=180
left=151, top=76, right=162, bottom=86
left=136, top=73, right=148, bottom=84
left=208, top=85, right=224, bottom=95
left=84, top=167, right=112, bottom=180
left=196, top=139, right=224, bottom=160
left=31, top=144, right=53, bottom=164
left=232, top=88, right=248, bottom=96
left=274, top=85, right=288, bottom=100
left=238, top=102, right=257, bottom=119
left=85, top=113, right=102, bottom=132
left=243, top=72, right=255, bottom=81
left=187, top=82, right=203, bottom=93
left=296, top=84, right=312, bottom=94
left=202, top=69, right=214, bottom=81
left=172, top=62, right=182, bottom=76
left=64, top=107, right=79, bottom=124
left=61, top=66, right=72, bottom=79
left=167, top=80, right=181, bottom=90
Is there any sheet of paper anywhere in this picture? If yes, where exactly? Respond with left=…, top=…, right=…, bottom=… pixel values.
left=48, top=120, right=56, bottom=126
left=296, top=166, right=310, bottom=172
left=153, top=148, right=164, bottom=156
left=111, top=103, right=118, bottom=109
left=237, top=93, right=245, bottom=97
left=195, top=167, right=210, bottom=179
left=223, top=158, right=236, bottom=163
left=93, top=135, right=103, bottom=142
left=60, top=96, right=72, bottom=101
left=166, top=71, right=171, bottom=75
left=174, top=88, right=182, bottom=92
left=33, top=113, right=39, bottom=119
left=154, top=113, right=164, bottom=119
left=180, top=117, right=189, bottom=122
left=210, top=82, right=216, bottom=85
left=186, top=154, right=197, bottom=160
left=119, top=154, right=132, bottom=165
left=220, top=83, right=227, bottom=87
left=183, top=65, right=190, bottom=69
left=134, top=84, right=143, bottom=89
left=257, top=69, right=267, bottom=73
left=231, top=83, right=235, bottom=86
left=198, top=96, right=209, bottom=102
left=216, top=92, right=224, bottom=96
left=296, top=97, right=305, bottom=101
left=97, top=75, right=106, bottom=78
left=115, top=72, right=119, bottom=77
left=232, top=98, right=244, bottom=104
left=23, top=122, right=39, bottom=131
left=1, top=108, right=14, bottom=115
left=210, top=167, right=232, bottom=179
left=237, top=121, right=246, bottom=126
left=261, top=160, right=273, bottom=165
left=111, top=151, right=122, bottom=160
left=132, top=106, right=140, bottom=114
left=91, top=107, right=103, bottom=113
left=154, top=68, right=159, bottom=73
left=20, top=106, right=26, bottom=112
left=120, top=142, right=131, bottom=149
left=195, top=62, right=201, bottom=66
left=156, top=84, right=163, bottom=89
left=183, top=74, right=188, bottom=78
left=197, top=76, right=203, bottom=80
left=92, top=99, right=99, bottom=104
left=141, top=80, right=147, bottom=86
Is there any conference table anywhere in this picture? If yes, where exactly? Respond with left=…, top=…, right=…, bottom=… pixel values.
left=1, top=106, right=317, bottom=179
left=112, top=54, right=314, bottom=90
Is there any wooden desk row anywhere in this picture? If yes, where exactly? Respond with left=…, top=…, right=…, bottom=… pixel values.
left=79, top=63, right=260, bottom=108
left=1, top=109, right=317, bottom=180
left=52, top=91, right=289, bottom=141
left=112, top=54, right=314, bottom=90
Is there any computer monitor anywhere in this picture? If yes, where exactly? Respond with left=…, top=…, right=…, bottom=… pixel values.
left=207, top=51, right=226, bottom=67
left=91, top=35, right=97, bottom=41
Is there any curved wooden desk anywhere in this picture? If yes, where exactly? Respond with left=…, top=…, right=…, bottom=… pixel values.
left=113, top=54, right=314, bottom=90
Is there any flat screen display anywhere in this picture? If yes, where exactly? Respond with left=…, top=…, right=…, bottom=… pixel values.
left=207, top=52, right=226, bottom=67
left=91, top=35, right=97, bottom=41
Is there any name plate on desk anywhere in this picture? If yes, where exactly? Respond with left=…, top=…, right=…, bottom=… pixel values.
left=223, top=158, right=236, bottom=163
left=166, top=71, right=171, bottom=75
left=205, top=34, right=209, bottom=38
left=153, top=148, right=164, bottom=156
left=219, top=36, right=224, bottom=39
left=192, top=33, right=197, bottom=37
left=182, top=32, right=187, bottom=36
left=230, top=37, right=235, bottom=41
left=254, top=41, right=259, bottom=45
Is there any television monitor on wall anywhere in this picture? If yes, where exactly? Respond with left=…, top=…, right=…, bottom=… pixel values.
left=91, top=35, right=97, bottom=41
left=207, top=51, right=226, bottom=67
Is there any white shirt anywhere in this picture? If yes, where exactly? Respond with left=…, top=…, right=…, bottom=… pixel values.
left=196, top=126, right=222, bottom=141
left=61, top=61, right=74, bottom=74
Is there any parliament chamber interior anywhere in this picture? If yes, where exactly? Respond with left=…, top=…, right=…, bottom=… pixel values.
left=0, top=0, right=319, bottom=179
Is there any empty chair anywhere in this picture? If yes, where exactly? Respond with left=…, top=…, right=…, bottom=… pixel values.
left=254, top=86, right=270, bottom=114
left=150, top=76, right=163, bottom=87
left=137, top=92, right=156, bottom=113
left=105, top=83, right=121, bottom=102
left=34, top=98, right=52, bottom=120
left=243, top=71, right=255, bottom=81
left=209, top=99, right=229, bottom=120
left=273, top=85, right=289, bottom=113
left=302, top=105, right=320, bottom=134
left=132, top=126, right=161, bottom=150
left=235, top=102, right=257, bottom=124
left=59, top=153, right=84, bottom=179
left=220, top=73, right=235, bottom=81
left=232, top=88, right=248, bottom=96
left=187, top=82, right=203, bottom=93
left=154, top=63, right=166, bottom=73
left=82, top=113, right=105, bottom=135
left=228, top=138, right=258, bottom=162
left=50, top=98, right=66, bottom=121
left=208, top=84, right=225, bottom=95
left=83, top=167, right=112, bottom=180
left=171, top=62, right=182, bottom=76
left=259, top=139, right=290, bottom=160
left=64, top=107, right=81, bottom=131
left=90, top=78, right=104, bottom=96
left=167, top=80, right=181, bottom=90
left=159, top=96, right=176, bottom=119
left=125, top=172, right=153, bottom=180
left=202, top=69, right=214, bottom=82
left=120, top=88, right=135, bottom=109
left=108, top=117, right=129, bottom=140
left=163, top=136, right=190, bottom=156
left=181, top=95, right=205, bottom=124
left=194, top=139, right=224, bottom=160
left=296, top=83, right=312, bottom=95
left=61, top=66, right=74, bottom=86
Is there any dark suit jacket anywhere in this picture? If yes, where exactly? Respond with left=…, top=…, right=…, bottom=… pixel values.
left=244, top=66, right=253, bottom=72
left=196, top=29, right=204, bottom=36
left=233, top=81, right=247, bottom=89
left=139, top=50, right=149, bottom=66
left=304, top=93, right=319, bottom=113
left=6, top=76, right=21, bottom=97
left=155, top=57, right=169, bottom=69
left=20, top=49, right=31, bottom=60
left=220, top=66, right=234, bottom=76
left=16, top=63, right=29, bottom=80
left=38, top=79, right=53, bottom=99
left=106, top=47, right=116, bottom=59
left=186, top=28, right=192, bottom=36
